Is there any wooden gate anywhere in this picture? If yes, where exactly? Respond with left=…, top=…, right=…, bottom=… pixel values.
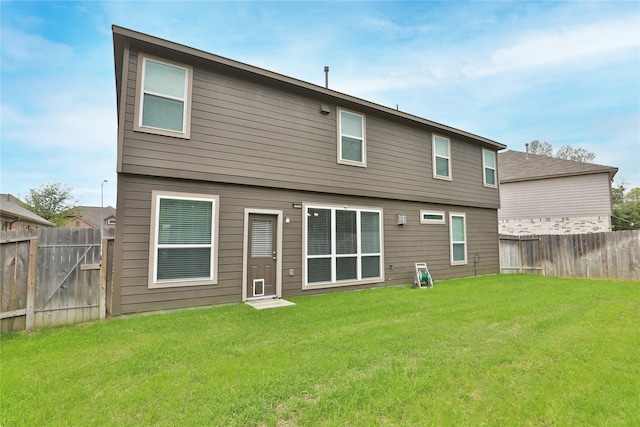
left=499, top=235, right=543, bottom=275
left=1, top=228, right=114, bottom=333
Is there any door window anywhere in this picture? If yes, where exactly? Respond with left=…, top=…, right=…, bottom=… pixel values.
left=251, top=219, right=273, bottom=257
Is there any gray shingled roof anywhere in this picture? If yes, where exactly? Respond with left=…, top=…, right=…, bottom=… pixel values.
left=498, top=150, right=618, bottom=183
left=0, top=194, right=55, bottom=227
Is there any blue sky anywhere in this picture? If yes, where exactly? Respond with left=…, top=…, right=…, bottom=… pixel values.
left=2, top=1, right=639, bottom=208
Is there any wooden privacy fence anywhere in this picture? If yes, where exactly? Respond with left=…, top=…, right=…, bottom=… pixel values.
left=500, top=230, right=640, bottom=281
left=1, top=228, right=114, bottom=333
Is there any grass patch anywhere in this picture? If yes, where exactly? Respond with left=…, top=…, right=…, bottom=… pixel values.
left=2, top=275, right=639, bottom=426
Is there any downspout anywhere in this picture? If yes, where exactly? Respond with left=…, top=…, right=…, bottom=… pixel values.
left=8, top=216, right=21, bottom=230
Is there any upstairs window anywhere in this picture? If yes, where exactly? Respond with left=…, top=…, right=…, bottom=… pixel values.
left=338, top=109, right=366, bottom=167
left=433, top=135, right=451, bottom=180
left=483, top=149, right=497, bottom=187
left=135, top=55, right=192, bottom=138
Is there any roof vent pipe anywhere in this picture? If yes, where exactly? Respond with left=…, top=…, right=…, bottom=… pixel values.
left=525, top=142, right=529, bottom=159
left=324, top=66, right=329, bottom=88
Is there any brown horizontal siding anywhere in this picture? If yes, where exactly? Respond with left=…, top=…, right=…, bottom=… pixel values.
left=112, top=174, right=500, bottom=315
left=120, top=49, right=500, bottom=210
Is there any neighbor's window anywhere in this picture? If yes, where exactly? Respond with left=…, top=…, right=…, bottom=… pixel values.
left=135, top=55, right=192, bottom=138
left=433, top=135, right=451, bottom=180
left=107, top=218, right=116, bottom=225
left=420, top=210, right=445, bottom=225
left=305, top=204, right=382, bottom=288
left=338, top=109, right=366, bottom=167
left=149, top=191, right=219, bottom=288
left=449, top=212, right=467, bottom=265
left=483, top=149, right=497, bottom=187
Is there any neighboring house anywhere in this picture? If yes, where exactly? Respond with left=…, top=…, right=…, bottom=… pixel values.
left=0, top=194, right=54, bottom=230
left=61, top=206, right=117, bottom=234
left=498, top=150, right=618, bottom=235
left=110, top=26, right=506, bottom=316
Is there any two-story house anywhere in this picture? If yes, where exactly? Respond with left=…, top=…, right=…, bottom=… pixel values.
left=110, top=26, right=506, bottom=315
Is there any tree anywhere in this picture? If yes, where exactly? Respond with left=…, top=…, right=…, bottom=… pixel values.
left=525, top=141, right=596, bottom=163
left=626, top=187, right=640, bottom=202
left=527, top=140, right=554, bottom=156
left=612, top=200, right=640, bottom=231
left=24, top=182, right=77, bottom=227
left=612, top=184, right=640, bottom=231
left=612, top=182, right=626, bottom=207
left=555, top=145, right=596, bottom=163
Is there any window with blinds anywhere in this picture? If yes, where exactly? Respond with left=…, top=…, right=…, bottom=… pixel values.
left=149, top=192, right=218, bottom=288
left=135, top=55, right=192, bottom=138
left=251, top=219, right=272, bottom=258
left=305, top=205, right=383, bottom=287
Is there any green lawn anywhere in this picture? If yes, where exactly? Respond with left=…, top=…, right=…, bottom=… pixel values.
left=2, top=275, right=638, bottom=426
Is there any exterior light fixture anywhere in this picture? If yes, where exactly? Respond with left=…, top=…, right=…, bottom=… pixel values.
left=397, top=213, right=406, bottom=226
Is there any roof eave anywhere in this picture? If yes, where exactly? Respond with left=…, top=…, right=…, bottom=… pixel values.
left=112, top=25, right=506, bottom=150
left=501, top=168, right=619, bottom=183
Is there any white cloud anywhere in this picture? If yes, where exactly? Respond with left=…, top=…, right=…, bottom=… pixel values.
left=472, top=15, right=640, bottom=77
left=2, top=90, right=115, bottom=151
left=313, top=13, right=640, bottom=99
left=1, top=74, right=117, bottom=206
left=1, top=27, right=73, bottom=71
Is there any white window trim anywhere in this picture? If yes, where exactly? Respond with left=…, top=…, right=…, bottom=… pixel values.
left=483, top=149, right=497, bottom=188
left=420, top=210, right=446, bottom=225
left=148, top=191, right=219, bottom=288
left=337, top=108, right=367, bottom=168
left=302, top=203, right=384, bottom=290
left=449, top=212, right=467, bottom=266
left=432, top=134, right=452, bottom=181
left=134, top=53, right=193, bottom=139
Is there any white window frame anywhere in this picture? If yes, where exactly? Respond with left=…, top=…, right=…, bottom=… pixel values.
left=420, top=210, right=446, bottom=225
left=483, top=149, right=497, bottom=188
left=134, top=54, right=193, bottom=139
left=148, top=191, right=219, bottom=288
left=303, top=203, right=383, bottom=290
left=107, top=218, right=116, bottom=225
left=449, top=212, right=467, bottom=265
left=432, top=134, right=452, bottom=180
left=337, top=108, right=367, bottom=167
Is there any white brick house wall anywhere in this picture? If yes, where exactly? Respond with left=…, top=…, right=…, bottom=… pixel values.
left=499, top=216, right=611, bottom=236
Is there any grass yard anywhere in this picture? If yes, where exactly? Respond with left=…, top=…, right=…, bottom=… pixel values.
left=1, top=275, right=639, bottom=426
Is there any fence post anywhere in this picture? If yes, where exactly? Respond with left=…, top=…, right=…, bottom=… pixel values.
left=25, top=238, right=38, bottom=332
left=518, top=238, right=524, bottom=274
left=99, top=237, right=107, bottom=320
